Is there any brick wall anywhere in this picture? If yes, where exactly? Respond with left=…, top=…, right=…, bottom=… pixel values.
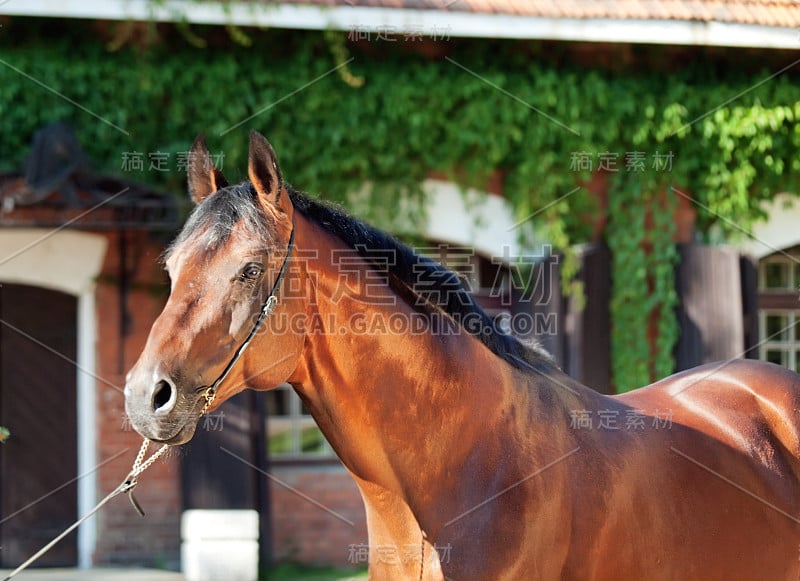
left=93, top=230, right=183, bottom=568
left=270, top=464, right=367, bottom=568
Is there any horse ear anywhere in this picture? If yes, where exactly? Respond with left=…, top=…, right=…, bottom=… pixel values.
left=248, top=131, right=286, bottom=211
left=187, top=134, right=228, bottom=205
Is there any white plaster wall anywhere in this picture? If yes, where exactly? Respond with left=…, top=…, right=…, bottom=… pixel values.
left=734, top=193, right=800, bottom=259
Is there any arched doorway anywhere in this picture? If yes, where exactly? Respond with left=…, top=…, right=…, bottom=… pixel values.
left=0, top=284, right=77, bottom=566
left=0, top=228, right=106, bottom=568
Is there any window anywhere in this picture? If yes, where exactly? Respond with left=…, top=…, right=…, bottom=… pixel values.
left=759, top=311, right=800, bottom=369
left=265, top=384, right=334, bottom=459
left=760, top=256, right=800, bottom=293
left=758, top=250, right=800, bottom=372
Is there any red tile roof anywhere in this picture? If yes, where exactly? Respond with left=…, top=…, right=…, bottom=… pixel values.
left=277, top=0, right=800, bottom=27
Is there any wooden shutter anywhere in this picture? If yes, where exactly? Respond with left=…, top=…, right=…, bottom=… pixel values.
left=674, top=244, right=745, bottom=370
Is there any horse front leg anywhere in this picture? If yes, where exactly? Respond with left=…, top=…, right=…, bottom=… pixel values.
left=353, top=477, right=444, bottom=580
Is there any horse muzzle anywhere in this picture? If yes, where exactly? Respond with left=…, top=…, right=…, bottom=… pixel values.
left=124, top=371, right=203, bottom=445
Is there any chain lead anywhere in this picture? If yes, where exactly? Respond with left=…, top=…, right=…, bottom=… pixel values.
left=200, top=386, right=216, bottom=416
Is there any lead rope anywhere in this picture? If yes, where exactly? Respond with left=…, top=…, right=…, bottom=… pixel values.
left=1, top=439, right=168, bottom=581
left=125, top=439, right=171, bottom=516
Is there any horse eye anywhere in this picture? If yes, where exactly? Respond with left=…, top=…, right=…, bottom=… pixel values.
left=240, top=264, right=263, bottom=282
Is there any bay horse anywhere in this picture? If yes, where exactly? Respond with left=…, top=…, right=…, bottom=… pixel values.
left=125, top=131, right=800, bottom=580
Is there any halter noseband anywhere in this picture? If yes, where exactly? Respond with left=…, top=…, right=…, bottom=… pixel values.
left=200, top=225, right=295, bottom=414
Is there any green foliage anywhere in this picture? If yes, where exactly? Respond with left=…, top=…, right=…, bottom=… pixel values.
left=2, top=20, right=799, bottom=389
left=607, top=174, right=679, bottom=391
left=264, top=562, right=367, bottom=580
left=0, top=426, right=9, bottom=443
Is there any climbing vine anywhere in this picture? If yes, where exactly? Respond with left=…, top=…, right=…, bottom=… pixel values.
left=1, top=18, right=799, bottom=391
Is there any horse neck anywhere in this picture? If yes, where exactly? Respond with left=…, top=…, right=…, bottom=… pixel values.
left=284, top=214, right=586, bottom=532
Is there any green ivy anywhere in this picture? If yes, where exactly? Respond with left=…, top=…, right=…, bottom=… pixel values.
left=1, top=19, right=799, bottom=391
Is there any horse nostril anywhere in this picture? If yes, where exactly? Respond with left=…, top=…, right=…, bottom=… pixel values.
left=152, top=379, right=175, bottom=412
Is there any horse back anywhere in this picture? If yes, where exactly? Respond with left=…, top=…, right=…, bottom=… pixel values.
left=619, top=358, right=800, bottom=465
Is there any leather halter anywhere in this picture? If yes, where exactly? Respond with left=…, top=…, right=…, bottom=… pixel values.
left=200, top=225, right=295, bottom=414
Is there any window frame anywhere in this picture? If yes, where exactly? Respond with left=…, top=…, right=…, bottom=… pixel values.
left=265, top=383, right=337, bottom=462
left=757, top=251, right=800, bottom=373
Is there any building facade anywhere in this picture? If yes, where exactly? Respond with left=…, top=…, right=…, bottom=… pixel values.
left=1, top=0, right=800, bottom=572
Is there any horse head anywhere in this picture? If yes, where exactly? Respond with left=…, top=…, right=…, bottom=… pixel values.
left=124, top=132, right=304, bottom=444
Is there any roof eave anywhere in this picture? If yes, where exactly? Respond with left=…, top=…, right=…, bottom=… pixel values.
left=5, top=0, right=800, bottom=49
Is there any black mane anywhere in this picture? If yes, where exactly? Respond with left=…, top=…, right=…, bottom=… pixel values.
left=288, top=189, right=554, bottom=373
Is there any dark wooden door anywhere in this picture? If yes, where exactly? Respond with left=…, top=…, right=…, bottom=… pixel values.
left=180, top=390, right=256, bottom=510
left=675, top=245, right=746, bottom=370
left=565, top=243, right=612, bottom=394
left=0, top=283, right=78, bottom=567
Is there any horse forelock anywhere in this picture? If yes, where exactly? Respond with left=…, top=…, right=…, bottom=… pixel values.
left=165, top=182, right=276, bottom=263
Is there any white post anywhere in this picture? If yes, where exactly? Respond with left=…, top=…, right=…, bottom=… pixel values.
left=182, top=510, right=260, bottom=581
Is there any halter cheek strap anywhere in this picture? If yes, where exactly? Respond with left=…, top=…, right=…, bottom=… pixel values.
left=200, top=226, right=295, bottom=414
